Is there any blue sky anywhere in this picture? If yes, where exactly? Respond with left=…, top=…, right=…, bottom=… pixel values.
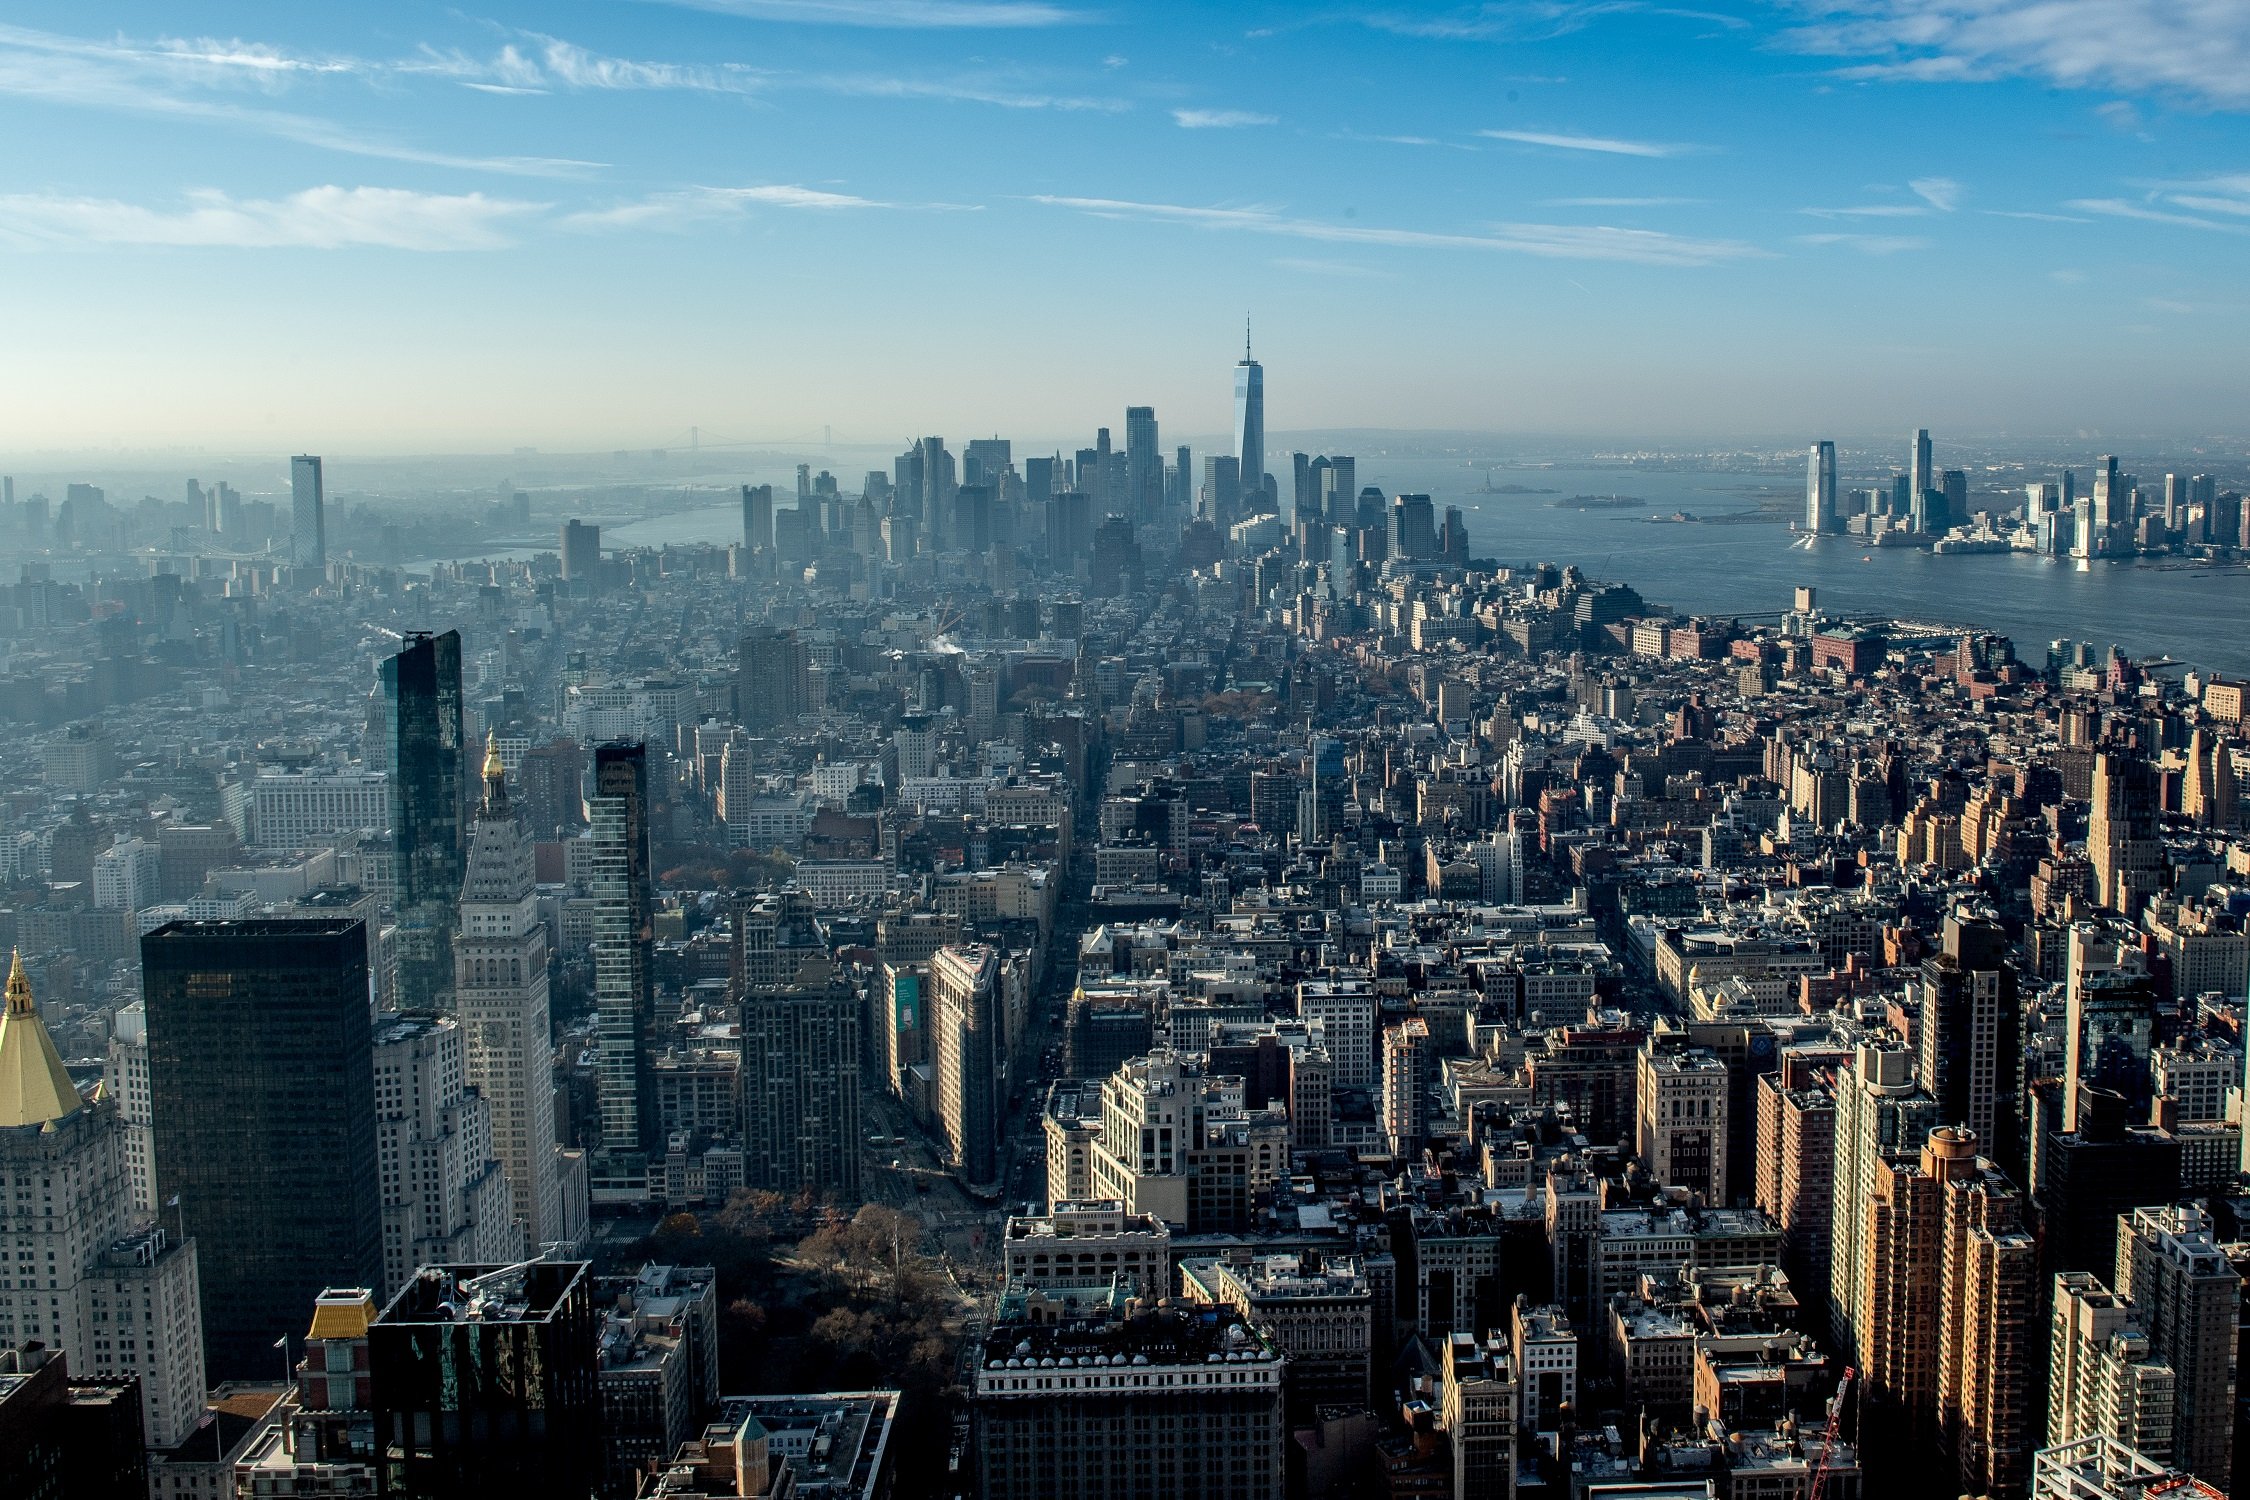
left=3, top=1, right=2249, bottom=452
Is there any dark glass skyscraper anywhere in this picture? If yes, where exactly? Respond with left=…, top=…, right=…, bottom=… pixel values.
left=370, top=1261, right=601, bottom=1498
left=589, top=743, right=656, bottom=1193
left=142, top=918, right=382, bottom=1380
left=386, top=630, right=465, bottom=1012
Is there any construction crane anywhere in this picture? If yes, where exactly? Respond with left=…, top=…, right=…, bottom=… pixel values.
left=1806, top=1366, right=1855, bottom=1500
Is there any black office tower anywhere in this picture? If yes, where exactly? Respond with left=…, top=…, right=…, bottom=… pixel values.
left=590, top=743, right=659, bottom=1192
left=386, top=629, right=466, bottom=1011
left=370, top=1262, right=602, bottom=1499
left=142, top=919, right=382, bottom=1381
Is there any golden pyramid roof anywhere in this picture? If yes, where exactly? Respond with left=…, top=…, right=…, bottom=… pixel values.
left=0, top=950, right=84, bottom=1129
left=306, top=1288, right=377, bottom=1342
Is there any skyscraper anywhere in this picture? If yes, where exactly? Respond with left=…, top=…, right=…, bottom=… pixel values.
left=1917, top=909, right=2019, bottom=1164
left=1201, top=455, right=1241, bottom=526
left=371, top=1014, right=519, bottom=1294
left=560, top=518, right=600, bottom=584
left=291, top=454, right=325, bottom=570
left=2092, top=455, right=2122, bottom=549
left=1806, top=441, right=1837, bottom=534
left=0, top=952, right=207, bottom=1449
left=2049, top=1272, right=2177, bottom=1460
left=1910, top=428, right=1933, bottom=506
left=932, top=944, right=1003, bottom=1189
left=142, top=919, right=382, bottom=1381
left=588, top=743, right=656, bottom=1194
left=1124, top=405, right=1160, bottom=523
left=2113, top=1204, right=2240, bottom=1489
left=370, top=1261, right=603, bottom=1498
left=739, top=952, right=862, bottom=1197
left=736, top=625, right=809, bottom=734
left=455, top=740, right=565, bottom=1248
left=1393, top=493, right=1437, bottom=560
left=1829, top=1041, right=1938, bottom=1354
left=387, top=630, right=466, bottom=1012
left=741, top=483, right=773, bottom=550
left=1234, top=323, right=1265, bottom=504
left=2089, top=750, right=2162, bottom=918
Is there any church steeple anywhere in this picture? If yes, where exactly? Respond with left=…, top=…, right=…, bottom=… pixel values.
left=0, top=949, right=84, bottom=1128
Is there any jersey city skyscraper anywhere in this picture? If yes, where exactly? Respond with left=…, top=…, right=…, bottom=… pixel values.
left=1806, top=441, right=1837, bottom=534
left=1234, top=322, right=1265, bottom=507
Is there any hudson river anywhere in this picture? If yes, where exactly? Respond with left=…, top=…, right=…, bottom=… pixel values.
left=530, top=460, right=2250, bottom=677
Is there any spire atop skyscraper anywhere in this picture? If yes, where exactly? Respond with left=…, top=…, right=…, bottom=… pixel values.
left=1233, top=321, right=1265, bottom=503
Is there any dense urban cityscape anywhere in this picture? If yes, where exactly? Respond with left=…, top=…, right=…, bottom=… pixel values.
left=0, top=323, right=2245, bottom=1500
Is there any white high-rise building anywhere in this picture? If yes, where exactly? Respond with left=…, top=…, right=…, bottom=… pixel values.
left=1298, top=979, right=1376, bottom=1090
left=290, top=453, right=325, bottom=569
left=2049, top=1271, right=2177, bottom=1461
left=1806, top=441, right=1838, bottom=534
left=717, top=731, right=756, bottom=847
left=1474, top=831, right=1524, bottom=905
left=455, top=741, right=568, bottom=1249
left=91, top=836, right=158, bottom=911
left=1234, top=323, right=1265, bottom=506
left=0, top=952, right=207, bottom=1448
left=371, top=1013, right=519, bottom=1295
left=102, top=1000, right=157, bottom=1219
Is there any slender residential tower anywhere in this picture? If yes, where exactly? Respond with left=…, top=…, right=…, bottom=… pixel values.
left=1234, top=320, right=1265, bottom=506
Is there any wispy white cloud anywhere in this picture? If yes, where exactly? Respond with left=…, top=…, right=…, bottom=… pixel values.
left=1545, top=194, right=1704, bottom=206
left=1479, top=127, right=1694, bottom=157
left=1803, top=202, right=1930, bottom=217
left=1774, top=0, right=2250, bottom=108
left=1985, top=208, right=2091, bottom=222
left=638, top=0, right=1083, bottom=26
left=1795, top=230, right=1931, bottom=252
left=1359, top=4, right=1747, bottom=42
left=148, top=37, right=359, bottom=78
left=811, top=72, right=1125, bottom=108
left=406, top=37, right=763, bottom=94
left=0, top=24, right=600, bottom=176
left=1174, top=108, right=1277, bottom=128
left=1030, top=194, right=1766, bottom=266
left=0, top=185, right=539, bottom=250
left=2069, top=197, right=2250, bottom=232
left=1271, top=256, right=1399, bottom=278
left=1803, top=176, right=1960, bottom=218
left=1909, top=175, right=1961, bottom=210
left=562, top=182, right=953, bottom=229
left=1333, top=129, right=1480, bottom=149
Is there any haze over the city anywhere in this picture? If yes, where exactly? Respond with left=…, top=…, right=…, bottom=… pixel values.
left=4, top=0, right=2250, bottom=452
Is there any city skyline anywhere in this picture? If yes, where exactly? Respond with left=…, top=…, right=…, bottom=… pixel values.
left=5, top=2, right=2250, bottom=449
